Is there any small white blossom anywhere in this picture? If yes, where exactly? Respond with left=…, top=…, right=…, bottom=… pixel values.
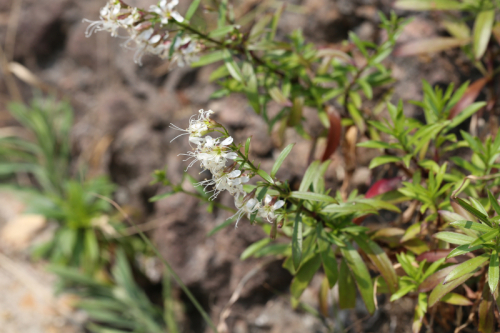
left=149, top=0, right=184, bottom=25
left=258, top=194, right=285, bottom=222
left=83, top=0, right=136, bottom=37
left=197, top=136, right=238, bottom=172
left=169, top=109, right=214, bottom=143
left=231, top=197, right=260, bottom=227
left=167, top=37, right=201, bottom=67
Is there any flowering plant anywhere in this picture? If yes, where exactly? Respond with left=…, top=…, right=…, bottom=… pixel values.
left=82, top=0, right=500, bottom=332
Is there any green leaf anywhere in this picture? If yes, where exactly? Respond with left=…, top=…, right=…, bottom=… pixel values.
left=394, top=0, right=465, bottom=10
left=450, top=220, right=493, bottom=233
left=473, top=10, right=495, bottom=60
left=290, top=191, right=337, bottom=203
left=443, top=254, right=489, bottom=284
left=271, top=143, right=295, bottom=177
left=245, top=137, right=251, bottom=157
left=149, top=192, right=174, bottom=202
left=240, top=238, right=271, bottom=260
left=338, top=258, right=356, bottom=309
left=390, top=284, right=415, bottom=302
left=441, top=292, right=473, bottom=306
left=299, top=161, right=320, bottom=192
left=223, top=50, right=243, bottom=82
left=322, top=202, right=377, bottom=215
left=434, top=231, right=475, bottom=245
left=319, top=245, right=338, bottom=288
left=341, top=241, right=376, bottom=314
left=290, top=253, right=321, bottom=299
left=488, top=190, right=500, bottom=216
left=428, top=272, right=474, bottom=308
left=207, top=218, right=234, bottom=237
left=468, top=229, right=500, bottom=248
left=256, top=169, right=274, bottom=184
left=489, top=250, right=499, bottom=293
left=185, top=0, right=201, bottom=21
left=454, top=198, right=490, bottom=226
left=447, top=244, right=483, bottom=259
left=191, top=50, right=225, bottom=67
left=292, top=213, right=303, bottom=270
left=351, top=234, right=398, bottom=293
left=369, top=155, right=401, bottom=169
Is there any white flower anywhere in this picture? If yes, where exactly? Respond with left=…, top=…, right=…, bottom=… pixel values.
left=214, top=169, right=249, bottom=197
left=169, top=109, right=214, bottom=143
left=231, top=196, right=260, bottom=227
left=167, top=37, right=201, bottom=67
left=128, top=27, right=169, bottom=65
left=197, top=136, right=238, bottom=172
left=83, top=0, right=136, bottom=37
left=149, top=0, right=184, bottom=25
left=257, top=194, right=285, bottom=222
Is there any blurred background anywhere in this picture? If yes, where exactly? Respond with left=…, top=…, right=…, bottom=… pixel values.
left=0, top=0, right=472, bottom=332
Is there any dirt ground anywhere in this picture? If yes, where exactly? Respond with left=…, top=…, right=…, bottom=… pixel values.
left=0, top=0, right=478, bottom=332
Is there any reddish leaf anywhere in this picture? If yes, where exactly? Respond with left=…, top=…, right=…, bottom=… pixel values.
left=394, top=37, right=469, bottom=57
left=418, top=265, right=458, bottom=293
left=321, top=107, right=342, bottom=162
left=365, top=177, right=402, bottom=199
left=448, top=77, right=490, bottom=119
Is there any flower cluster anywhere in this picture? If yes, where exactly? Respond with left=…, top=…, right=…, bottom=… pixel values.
left=171, top=110, right=285, bottom=227
left=84, top=0, right=201, bottom=66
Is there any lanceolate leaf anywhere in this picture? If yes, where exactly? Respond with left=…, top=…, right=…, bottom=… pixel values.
left=292, top=213, right=303, bottom=270
left=468, top=229, right=500, bottom=248
left=441, top=292, right=473, bottom=306
left=299, top=161, right=320, bottom=192
left=473, top=10, right=495, bottom=60
left=434, top=231, right=475, bottom=245
left=290, top=191, right=337, bottom=203
left=448, top=77, right=489, bottom=120
left=341, top=242, right=376, bottom=314
left=443, top=254, right=489, bottom=284
left=447, top=244, right=483, bottom=259
left=271, top=143, right=295, bottom=177
left=418, top=265, right=458, bottom=293
left=428, top=272, right=473, bottom=307
left=454, top=198, right=490, bottom=225
left=394, top=0, right=464, bottom=10
left=319, top=245, right=338, bottom=288
left=489, top=250, right=499, bottom=293
left=479, top=284, right=495, bottom=333
left=487, top=190, right=500, bottom=216
left=321, top=108, right=342, bottom=162
left=450, top=220, right=493, bottom=233
left=351, top=234, right=398, bottom=293
left=290, top=253, right=321, bottom=299
left=338, top=258, right=356, bottom=309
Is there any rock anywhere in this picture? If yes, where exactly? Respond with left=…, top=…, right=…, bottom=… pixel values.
left=0, top=214, right=46, bottom=250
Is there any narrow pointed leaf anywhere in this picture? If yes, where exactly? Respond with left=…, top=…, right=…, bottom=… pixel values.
left=394, top=0, right=464, bottom=10
left=454, top=198, right=490, bottom=225
left=450, top=220, right=493, bottom=233
left=299, top=161, right=320, bottom=192
left=489, top=250, right=499, bottom=293
left=428, top=272, right=473, bottom=307
left=448, top=77, right=489, bottom=119
left=271, top=143, right=295, bottom=177
left=320, top=245, right=338, bottom=288
left=290, top=253, right=321, bottom=299
left=443, top=255, right=489, bottom=284
left=292, top=214, right=303, bottom=270
left=468, top=229, right=500, bottom=248
left=447, top=244, right=483, bottom=259
left=290, top=191, right=337, bottom=203
left=365, top=177, right=402, bottom=198
left=434, top=231, right=475, bottom=245
left=441, top=292, right=473, bottom=306
left=473, top=10, right=495, bottom=60
left=351, top=234, right=398, bottom=293
left=341, top=242, right=376, bottom=314
left=338, top=258, right=356, bottom=309
left=488, top=190, right=500, bottom=216
left=418, top=265, right=458, bottom=292
left=479, top=284, right=495, bottom=333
